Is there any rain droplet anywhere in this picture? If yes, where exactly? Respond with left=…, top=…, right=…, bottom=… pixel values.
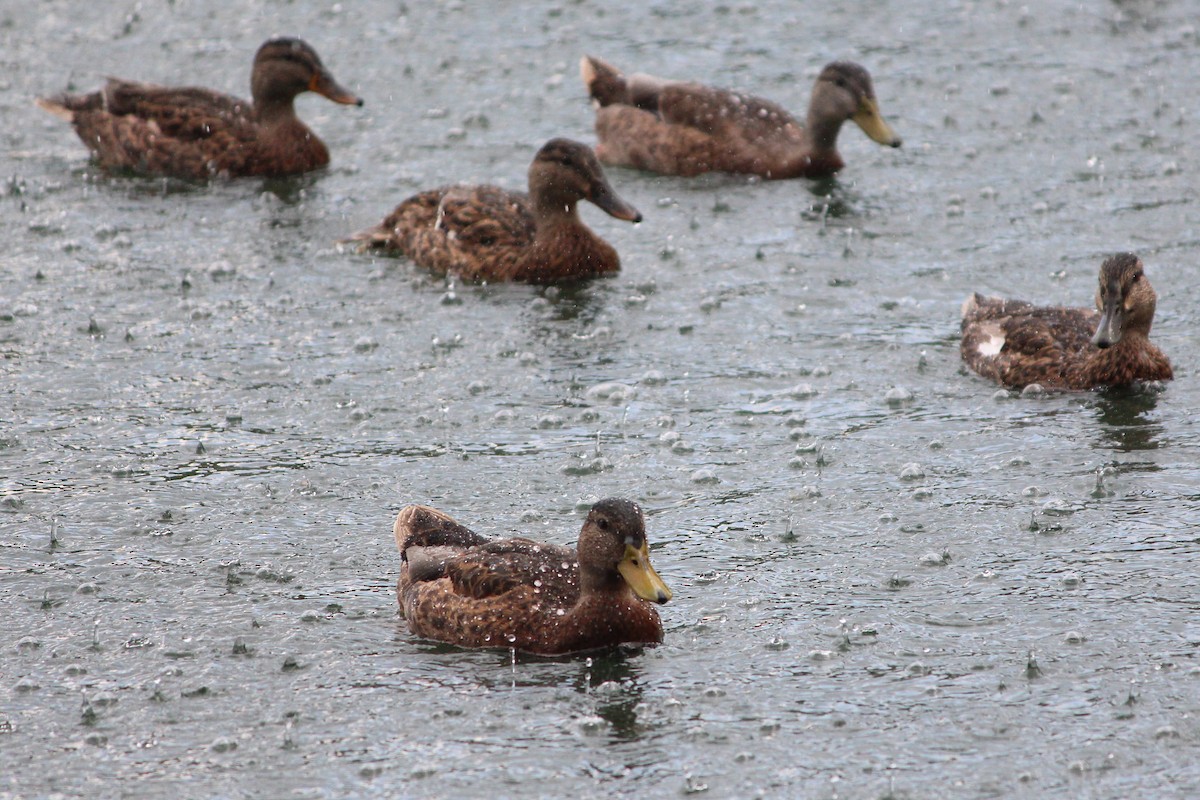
left=885, top=386, right=913, bottom=405
left=1041, top=498, right=1076, bottom=516
left=211, top=737, right=238, bottom=753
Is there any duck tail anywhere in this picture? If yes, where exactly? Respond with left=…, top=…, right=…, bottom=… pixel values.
left=960, top=292, right=983, bottom=321
left=36, top=84, right=110, bottom=121
left=393, top=505, right=489, bottom=557
left=580, top=55, right=629, bottom=107
left=35, top=96, right=77, bottom=123
left=337, top=222, right=397, bottom=253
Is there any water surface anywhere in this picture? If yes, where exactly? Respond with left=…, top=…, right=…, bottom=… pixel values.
left=3, top=1, right=1199, bottom=797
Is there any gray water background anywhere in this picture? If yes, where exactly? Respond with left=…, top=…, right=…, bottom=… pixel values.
left=3, top=1, right=1200, bottom=797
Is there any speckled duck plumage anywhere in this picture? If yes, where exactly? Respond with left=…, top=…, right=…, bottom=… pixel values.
left=960, top=253, right=1173, bottom=390
left=37, top=37, right=362, bottom=179
left=580, top=56, right=901, bottom=179
left=393, top=499, right=671, bottom=655
left=346, top=138, right=641, bottom=284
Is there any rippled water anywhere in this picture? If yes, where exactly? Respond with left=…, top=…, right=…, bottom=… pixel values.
left=3, top=1, right=1200, bottom=797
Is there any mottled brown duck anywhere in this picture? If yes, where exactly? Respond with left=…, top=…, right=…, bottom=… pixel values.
left=36, top=37, right=362, bottom=179
left=580, top=56, right=901, bottom=179
left=393, top=498, right=672, bottom=655
left=347, top=138, right=641, bottom=284
left=960, top=253, right=1173, bottom=390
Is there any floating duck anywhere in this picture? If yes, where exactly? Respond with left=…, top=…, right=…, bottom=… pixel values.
left=393, top=498, right=671, bottom=655
left=347, top=138, right=641, bottom=283
left=961, top=252, right=1173, bottom=390
left=37, top=37, right=362, bottom=179
left=580, top=56, right=900, bottom=179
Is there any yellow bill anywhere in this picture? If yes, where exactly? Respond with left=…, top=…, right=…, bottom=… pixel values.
left=618, top=542, right=672, bottom=604
left=852, top=97, right=901, bottom=147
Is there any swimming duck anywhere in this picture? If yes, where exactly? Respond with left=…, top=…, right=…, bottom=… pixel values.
left=580, top=56, right=901, bottom=179
left=36, top=37, right=362, bottom=179
left=960, top=253, right=1173, bottom=390
left=347, top=138, right=641, bottom=283
left=393, top=498, right=672, bottom=655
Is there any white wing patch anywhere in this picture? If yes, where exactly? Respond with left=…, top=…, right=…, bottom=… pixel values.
left=975, top=321, right=1005, bottom=357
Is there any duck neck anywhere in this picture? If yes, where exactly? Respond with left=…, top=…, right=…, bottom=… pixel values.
left=803, top=111, right=845, bottom=157
left=254, top=95, right=300, bottom=126
left=578, top=563, right=626, bottom=597
left=779, top=113, right=846, bottom=177
left=531, top=197, right=580, bottom=232
left=1076, top=328, right=1171, bottom=388
left=1120, top=326, right=1152, bottom=344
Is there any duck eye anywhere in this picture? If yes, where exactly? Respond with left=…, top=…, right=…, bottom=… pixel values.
left=596, top=518, right=610, bottom=531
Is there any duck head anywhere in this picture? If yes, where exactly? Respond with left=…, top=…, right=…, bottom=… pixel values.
left=251, top=37, right=363, bottom=111
left=1091, top=253, right=1158, bottom=349
left=528, top=138, right=642, bottom=222
left=810, top=62, right=901, bottom=148
left=577, top=498, right=671, bottom=604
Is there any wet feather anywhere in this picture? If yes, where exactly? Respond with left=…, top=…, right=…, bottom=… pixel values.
left=392, top=499, right=671, bottom=655
left=347, top=138, right=641, bottom=284
left=36, top=37, right=362, bottom=179
left=960, top=253, right=1173, bottom=390
left=581, top=56, right=901, bottom=179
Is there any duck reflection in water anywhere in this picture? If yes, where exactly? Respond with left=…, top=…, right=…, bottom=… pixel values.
left=575, top=650, right=648, bottom=742
left=1093, top=390, right=1165, bottom=453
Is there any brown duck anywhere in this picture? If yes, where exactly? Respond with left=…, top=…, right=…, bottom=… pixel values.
left=580, top=56, right=901, bottom=179
left=36, top=38, right=362, bottom=179
left=393, top=498, right=672, bottom=655
left=961, top=253, right=1173, bottom=390
left=347, top=138, right=641, bottom=284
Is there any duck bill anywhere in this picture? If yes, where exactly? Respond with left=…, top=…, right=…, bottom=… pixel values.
left=618, top=543, right=672, bottom=604
left=309, top=71, right=364, bottom=106
left=852, top=98, right=901, bottom=147
left=590, top=181, right=643, bottom=223
left=1090, top=302, right=1125, bottom=349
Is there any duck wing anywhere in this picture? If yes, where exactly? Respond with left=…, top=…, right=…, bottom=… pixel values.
left=100, top=80, right=252, bottom=133
left=438, top=538, right=578, bottom=604
left=961, top=294, right=1099, bottom=388
left=397, top=516, right=582, bottom=651
left=42, top=79, right=260, bottom=177
left=998, top=307, right=1097, bottom=356
left=657, top=83, right=798, bottom=140
left=430, top=186, right=535, bottom=251
left=351, top=185, right=535, bottom=279
left=395, top=505, right=577, bottom=601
